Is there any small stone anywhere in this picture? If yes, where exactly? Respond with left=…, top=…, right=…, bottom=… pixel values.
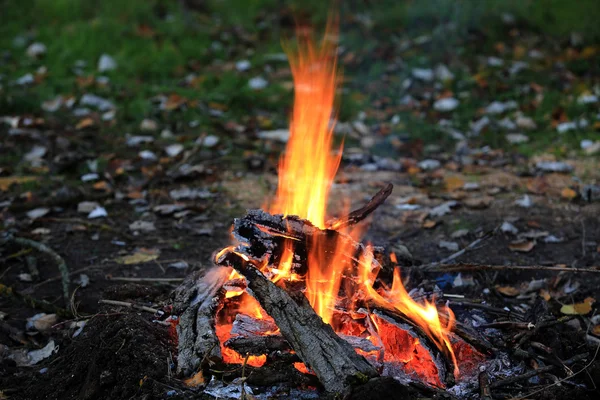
left=26, top=207, right=49, bottom=220
left=485, top=100, right=518, bottom=115
left=26, top=42, right=46, bottom=58
left=78, top=201, right=100, bottom=213
left=433, top=97, right=459, bottom=112
left=248, top=76, right=268, bottom=90
left=429, top=201, right=457, bottom=217
left=168, top=261, right=189, bottom=270
left=16, top=73, right=34, bottom=85
left=165, top=144, right=184, bottom=157
left=584, top=141, right=600, bottom=155
left=18, top=273, right=33, bottom=282
left=88, top=206, right=107, bottom=219
left=81, top=173, right=99, bottom=182
left=412, top=68, right=434, bottom=82
left=42, top=96, right=63, bottom=112
left=140, top=119, right=158, bottom=132
left=536, top=161, right=573, bottom=173
left=451, top=229, right=469, bottom=239
left=129, top=220, right=156, bottom=232
left=139, top=150, right=157, bottom=161
left=169, top=187, right=212, bottom=200
left=80, top=94, right=114, bottom=111
left=439, top=241, right=459, bottom=252
left=515, top=115, right=537, bottom=130
left=515, top=195, right=533, bottom=208
left=257, top=129, right=289, bottom=142
left=418, top=159, right=441, bottom=171
left=578, top=94, right=598, bottom=104
left=501, top=221, right=519, bottom=235
left=434, top=64, right=454, bottom=81
left=235, top=60, right=251, bottom=71
left=97, top=54, right=117, bottom=72
left=506, top=133, right=529, bottom=144
left=202, top=135, right=220, bottom=148
left=126, top=135, right=154, bottom=147
left=487, top=56, right=504, bottom=67
left=471, top=116, right=490, bottom=135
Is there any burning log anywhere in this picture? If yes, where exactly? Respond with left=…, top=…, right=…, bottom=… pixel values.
left=216, top=250, right=379, bottom=393
left=326, top=183, right=393, bottom=230
left=172, top=267, right=229, bottom=376
left=224, top=334, right=290, bottom=356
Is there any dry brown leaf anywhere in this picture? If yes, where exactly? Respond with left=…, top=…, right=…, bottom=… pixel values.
left=539, top=289, right=551, bottom=301
left=422, top=219, right=437, bottom=229
left=93, top=181, right=111, bottom=192
left=509, top=240, right=536, bottom=253
left=496, top=285, right=520, bottom=297
left=76, top=118, right=95, bottom=130
left=463, top=196, right=493, bottom=209
left=592, top=325, right=600, bottom=336
left=445, top=176, right=465, bottom=192
left=561, top=187, right=577, bottom=200
left=526, top=177, right=548, bottom=194
left=560, top=297, right=595, bottom=315
left=114, top=248, right=159, bottom=265
left=0, top=176, right=39, bottom=191
left=184, top=370, right=205, bottom=388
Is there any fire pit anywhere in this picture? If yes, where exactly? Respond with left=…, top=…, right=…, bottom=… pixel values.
left=173, top=18, right=486, bottom=397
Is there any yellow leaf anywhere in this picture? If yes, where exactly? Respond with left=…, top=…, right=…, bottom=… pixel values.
left=76, top=118, right=95, bottom=130
left=561, top=187, right=577, bottom=200
left=509, top=240, right=536, bottom=253
left=496, top=285, right=520, bottom=297
left=561, top=297, right=595, bottom=315
left=114, top=248, right=159, bottom=265
left=0, top=176, right=39, bottom=191
left=445, top=176, right=465, bottom=192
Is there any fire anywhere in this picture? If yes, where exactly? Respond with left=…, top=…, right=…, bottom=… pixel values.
left=269, top=17, right=341, bottom=228
left=214, top=16, right=460, bottom=381
left=358, top=248, right=458, bottom=377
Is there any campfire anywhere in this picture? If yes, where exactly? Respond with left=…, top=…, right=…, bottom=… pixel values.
left=174, top=17, right=484, bottom=396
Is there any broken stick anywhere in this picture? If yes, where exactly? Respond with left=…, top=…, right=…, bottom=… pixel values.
left=326, top=183, right=393, bottom=230
left=217, top=250, right=378, bottom=393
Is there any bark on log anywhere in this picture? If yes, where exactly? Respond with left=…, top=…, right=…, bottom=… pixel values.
left=172, top=267, right=229, bottom=376
left=217, top=250, right=379, bottom=393
left=224, top=334, right=290, bottom=356
left=231, top=209, right=385, bottom=276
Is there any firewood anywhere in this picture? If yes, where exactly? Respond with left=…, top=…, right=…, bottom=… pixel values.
left=224, top=334, right=290, bottom=356
left=172, top=267, right=229, bottom=376
left=216, top=250, right=379, bottom=393
left=326, top=183, right=393, bottom=230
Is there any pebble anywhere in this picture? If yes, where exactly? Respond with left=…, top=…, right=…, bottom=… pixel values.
left=97, top=54, right=117, bottom=72
left=433, top=97, right=459, bottom=112
left=418, top=159, right=441, bottom=171
left=248, top=76, right=268, bottom=90
left=257, top=129, right=289, bottom=142
left=26, top=42, right=46, bottom=58
left=412, top=68, right=434, bottom=82
left=202, top=135, right=220, bottom=148
left=439, top=241, right=459, bottom=252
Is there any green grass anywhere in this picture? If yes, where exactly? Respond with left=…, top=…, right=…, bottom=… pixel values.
left=1, top=0, right=599, bottom=162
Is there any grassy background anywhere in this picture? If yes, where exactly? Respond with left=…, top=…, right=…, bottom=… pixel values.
left=1, top=0, right=599, bottom=157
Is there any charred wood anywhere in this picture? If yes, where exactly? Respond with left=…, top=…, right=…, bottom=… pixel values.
left=224, top=334, right=290, bottom=356
left=172, top=267, right=229, bottom=376
left=217, top=250, right=379, bottom=393
left=326, top=183, right=393, bottom=230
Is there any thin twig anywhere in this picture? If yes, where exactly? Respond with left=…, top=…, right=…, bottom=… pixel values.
left=326, top=183, right=393, bottom=230
left=106, top=277, right=184, bottom=283
left=3, top=235, right=70, bottom=304
left=490, top=351, right=590, bottom=389
left=419, top=262, right=600, bottom=273
left=98, top=299, right=159, bottom=314
left=427, top=229, right=497, bottom=267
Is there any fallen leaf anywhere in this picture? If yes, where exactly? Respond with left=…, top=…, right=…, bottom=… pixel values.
left=561, top=187, right=577, bottom=200
left=445, top=176, right=465, bottom=192
left=114, top=248, right=159, bottom=265
left=496, top=285, right=520, bottom=297
left=593, top=325, right=600, bottom=336
left=0, top=176, right=39, bottom=191
left=76, top=118, right=95, bottom=130
left=93, top=181, right=111, bottom=192
left=560, top=297, right=595, bottom=315
left=184, top=370, right=206, bottom=388
left=539, top=289, right=551, bottom=301
left=509, top=240, right=536, bottom=253
left=422, top=219, right=437, bottom=229
left=463, top=196, right=493, bottom=209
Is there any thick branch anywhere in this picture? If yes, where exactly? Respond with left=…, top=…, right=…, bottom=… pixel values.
left=217, top=251, right=378, bottom=393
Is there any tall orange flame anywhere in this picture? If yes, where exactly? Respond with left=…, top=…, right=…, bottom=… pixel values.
left=270, top=17, right=341, bottom=229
